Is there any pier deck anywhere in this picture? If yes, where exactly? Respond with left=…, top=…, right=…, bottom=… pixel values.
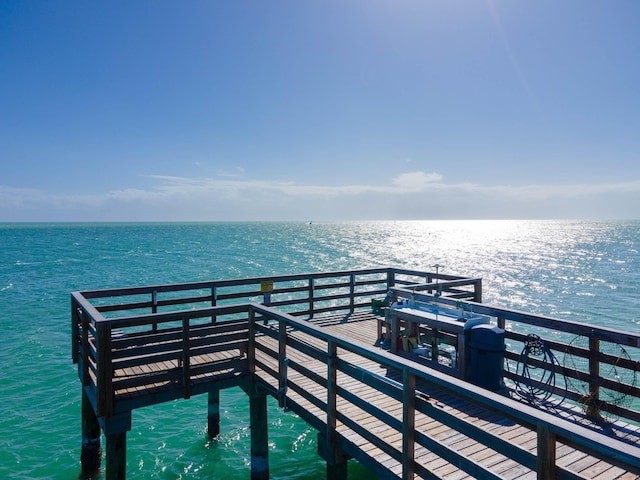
left=72, top=267, right=640, bottom=480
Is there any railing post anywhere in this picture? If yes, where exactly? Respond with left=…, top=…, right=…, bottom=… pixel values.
left=248, top=307, right=256, bottom=374
left=402, top=368, right=416, bottom=480
left=427, top=275, right=436, bottom=296
left=96, top=320, right=113, bottom=419
left=327, top=341, right=338, bottom=442
left=81, top=309, right=90, bottom=387
left=588, top=336, right=601, bottom=418
left=71, top=297, right=80, bottom=364
left=387, top=268, right=396, bottom=291
left=211, top=286, right=217, bottom=323
left=309, top=277, right=315, bottom=318
left=430, top=329, right=439, bottom=368
left=349, top=273, right=355, bottom=313
left=278, top=319, right=287, bottom=408
left=182, top=314, right=191, bottom=399
left=536, top=422, right=556, bottom=479
left=151, top=289, right=157, bottom=313
left=151, top=289, right=158, bottom=331
left=474, top=279, right=483, bottom=302
left=324, top=340, right=347, bottom=479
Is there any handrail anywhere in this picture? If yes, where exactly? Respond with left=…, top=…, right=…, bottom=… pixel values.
left=71, top=267, right=640, bottom=478
left=77, top=267, right=394, bottom=299
left=392, top=286, right=640, bottom=424
left=75, top=267, right=477, bottom=311
left=392, top=286, right=640, bottom=348
left=250, top=303, right=640, bottom=478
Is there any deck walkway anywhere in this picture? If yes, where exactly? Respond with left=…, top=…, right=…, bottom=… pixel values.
left=272, top=312, right=640, bottom=480
left=71, top=267, right=640, bottom=480
left=104, top=310, right=640, bottom=479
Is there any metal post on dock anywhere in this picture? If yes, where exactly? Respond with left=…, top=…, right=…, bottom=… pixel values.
left=207, top=389, right=220, bottom=438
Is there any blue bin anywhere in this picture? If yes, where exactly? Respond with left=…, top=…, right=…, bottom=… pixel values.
left=469, top=324, right=505, bottom=391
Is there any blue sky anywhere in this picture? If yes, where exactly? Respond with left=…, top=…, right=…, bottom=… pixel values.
left=1, top=1, right=639, bottom=222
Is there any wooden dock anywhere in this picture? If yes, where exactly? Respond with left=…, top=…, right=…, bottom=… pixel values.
left=71, top=267, right=640, bottom=480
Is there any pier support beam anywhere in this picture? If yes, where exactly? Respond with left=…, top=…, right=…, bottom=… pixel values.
left=326, top=453, right=348, bottom=480
left=103, top=411, right=131, bottom=480
left=81, top=390, right=102, bottom=476
left=105, top=432, right=127, bottom=480
left=318, top=433, right=348, bottom=480
left=208, top=389, right=221, bottom=439
left=249, top=391, right=269, bottom=480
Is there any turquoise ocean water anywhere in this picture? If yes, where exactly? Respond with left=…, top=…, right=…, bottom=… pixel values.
left=1, top=220, right=639, bottom=479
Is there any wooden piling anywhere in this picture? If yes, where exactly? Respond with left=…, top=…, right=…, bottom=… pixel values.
left=249, top=391, right=269, bottom=480
left=208, top=389, right=220, bottom=439
left=318, top=433, right=348, bottom=480
left=105, top=432, right=127, bottom=480
left=81, top=390, right=102, bottom=476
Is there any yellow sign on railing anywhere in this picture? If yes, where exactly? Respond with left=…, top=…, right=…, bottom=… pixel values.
left=260, top=281, right=274, bottom=293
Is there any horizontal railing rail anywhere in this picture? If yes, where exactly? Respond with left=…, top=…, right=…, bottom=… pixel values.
left=391, top=286, right=640, bottom=425
left=249, top=303, right=640, bottom=479
left=76, top=267, right=477, bottom=317
left=73, top=302, right=253, bottom=418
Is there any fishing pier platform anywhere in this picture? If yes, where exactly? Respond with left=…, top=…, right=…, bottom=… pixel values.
left=71, top=267, right=640, bottom=479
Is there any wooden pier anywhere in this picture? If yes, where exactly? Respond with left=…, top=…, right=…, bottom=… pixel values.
left=71, top=267, right=640, bottom=479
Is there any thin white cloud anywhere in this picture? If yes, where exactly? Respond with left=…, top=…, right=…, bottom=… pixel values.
left=145, top=172, right=640, bottom=202
left=392, top=172, right=443, bottom=192
left=2, top=173, right=640, bottom=221
left=216, top=166, right=246, bottom=178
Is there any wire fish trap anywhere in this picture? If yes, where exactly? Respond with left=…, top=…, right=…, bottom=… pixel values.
left=563, top=335, right=638, bottom=423
left=513, top=334, right=566, bottom=408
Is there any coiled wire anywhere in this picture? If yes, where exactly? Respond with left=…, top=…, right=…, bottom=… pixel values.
left=513, top=334, right=566, bottom=407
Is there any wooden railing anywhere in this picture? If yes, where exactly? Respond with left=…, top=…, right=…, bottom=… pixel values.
left=72, top=298, right=251, bottom=418
left=71, top=298, right=640, bottom=479
left=252, top=303, right=640, bottom=479
left=391, top=286, right=640, bottom=426
left=72, top=267, right=479, bottom=321
left=71, top=267, right=480, bottom=416
left=71, top=267, right=640, bottom=478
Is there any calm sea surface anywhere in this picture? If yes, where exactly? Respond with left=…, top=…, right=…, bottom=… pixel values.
left=1, top=220, right=639, bottom=479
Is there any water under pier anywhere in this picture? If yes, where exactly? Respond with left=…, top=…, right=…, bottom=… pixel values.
left=71, top=267, right=640, bottom=479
